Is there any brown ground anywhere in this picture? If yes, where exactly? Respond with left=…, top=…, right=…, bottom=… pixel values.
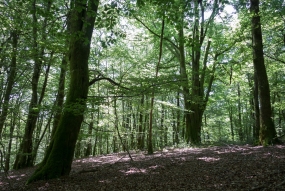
left=1, top=144, right=285, bottom=191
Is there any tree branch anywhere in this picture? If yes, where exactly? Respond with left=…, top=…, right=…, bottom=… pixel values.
left=89, top=77, right=130, bottom=90
left=264, top=53, right=285, bottom=64
left=132, top=14, right=179, bottom=51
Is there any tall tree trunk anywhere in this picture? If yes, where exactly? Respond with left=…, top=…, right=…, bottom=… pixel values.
left=175, top=93, right=180, bottom=144
left=14, top=0, right=42, bottom=169
left=237, top=83, right=243, bottom=141
left=51, top=55, right=67, bottom=139
left=148, top=17, right=164, bottom=154
left=178, top=26, right=191, bottom=143
left=229, top=106, right=234, bottom=141
left=27, top=0, right=99, bottom=183
left=137, top=95, right=144, bottom=150
left=0, top=31, right=18, bottom=137
left=31, top=53, right=53, bottom=163
left=250, top=0, right=278, bottom=145
left=4, top=105, right=17, bottom=171
left=14, top=0, right=52, bottom=169
left=252, top=72, right=260, bottom=142
left=185, top=0, right=219, bottom=144
left=85, top=115, right=94, bottom=156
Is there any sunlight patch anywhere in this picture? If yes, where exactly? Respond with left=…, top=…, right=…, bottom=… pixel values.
left=148, top=165, right=160, bottom=170
left=99, top=179, right=111, bottom=184
left=120, top=167, right=146, bottom=175
left=197, top=157, right=220, bottom=162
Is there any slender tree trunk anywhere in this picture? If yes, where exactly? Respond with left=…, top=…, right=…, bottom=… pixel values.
left=178, top=26, right=191, bottom=143
left=148, top=17, right=164, bottom=154
left=0, top=31, right=18, bottom=137
left=93, top=127, right=99, bottom=156
left=229, top=106, right=234, bottom=141
left=14, top=0, right=52, bottom=169
left=14, top=0, right=42, bottom=169
left=161, top=104, right=167, bottom=146
left=237, top=83, right=243, bottom=141
left=137, top=95, right=144, bottom=150
left=51, top=55, right=67, bottom=139
left=31, top=53, right=53, bottom=163
left=85, top=120, right=94, bottom=156
left=250, top=0, right=278, bottom=145
left=27, top=0, right=99, bottom=183
left=176, top=93, right=180, bottom=144
left=252, top=72, right=260, bottom=142
left=4, top=107, right=16, bottom=171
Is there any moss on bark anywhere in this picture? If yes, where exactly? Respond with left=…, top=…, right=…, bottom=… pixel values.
left=27, top=0, right=99, bottom=184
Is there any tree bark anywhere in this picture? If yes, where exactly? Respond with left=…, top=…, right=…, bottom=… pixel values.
left=51, top=54, right=67, bottom=139
left=253, top=71, right=260, bottom=142
left=27, top=0, right=99, bottom=183
left=0, top=31, right=18, bottom=137
left=13, top=0, right=53, bottom=169
left=250, top=0, right=278, bottom=145
left=148, top=17, right=164, bottom=154
left=237, top=83, right=244, bottom=141
left=178, top=26, right=191, bottom=143
left=14, top=0, right=43, bottom=169
left=137, top=95, right=145, bottom=150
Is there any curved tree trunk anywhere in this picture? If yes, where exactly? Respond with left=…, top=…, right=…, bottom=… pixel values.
left=250, top=0, right=278, bottom=145
left=27, top=0, right=99, bottom=183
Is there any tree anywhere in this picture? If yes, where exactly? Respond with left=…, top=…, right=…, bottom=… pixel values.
left=27, top=0, right=99, bottom=183
left=250, top=0, right=278, bottom=145
left=13, top=0, right=52, bottom=169
left=0, top=31, right=18, bottom=137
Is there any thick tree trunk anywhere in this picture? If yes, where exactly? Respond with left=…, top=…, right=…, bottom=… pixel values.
left=27, top=0, right=99, bottom=183
left=186, top=0, right=218, bottom=144
left=250, top=0, right=277, bottom=145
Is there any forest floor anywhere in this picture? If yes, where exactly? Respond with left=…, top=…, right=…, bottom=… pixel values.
left=1, top=144, right=285, bottom=191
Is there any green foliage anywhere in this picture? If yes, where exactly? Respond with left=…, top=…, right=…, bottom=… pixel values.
left=0, top=0, right=284, bottom=176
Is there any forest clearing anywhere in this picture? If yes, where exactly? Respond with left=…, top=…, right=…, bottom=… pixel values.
left=1, top=144, right=285, bottom=191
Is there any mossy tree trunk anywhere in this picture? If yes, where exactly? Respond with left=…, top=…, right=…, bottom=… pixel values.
left=250, top=0, right=278, bottom=145
left=27, top=0, right=99, bottom=183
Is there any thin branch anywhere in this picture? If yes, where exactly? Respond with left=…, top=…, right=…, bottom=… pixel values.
left=265, top=53, right=285, bottom=64
left=132, top=15, right=179, bottom=51
left=89, top=77, right=130, bottom=90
